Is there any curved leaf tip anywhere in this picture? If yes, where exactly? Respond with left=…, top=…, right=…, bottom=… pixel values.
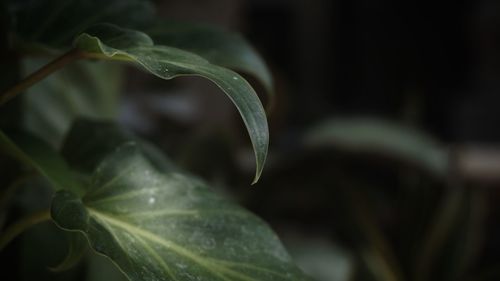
left=74, top=23, right=269, bottom=183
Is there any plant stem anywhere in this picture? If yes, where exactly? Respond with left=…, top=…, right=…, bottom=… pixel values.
left=0, top=49, right=84, bottom=105
left=0, top=209, right=51, bottom=250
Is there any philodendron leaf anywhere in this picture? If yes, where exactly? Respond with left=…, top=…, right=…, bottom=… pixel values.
left=0, top=130, right=83, bottom=195
left=146, top=20, right=273, bottom=98
left=51, top=143, right=308, bottom=281
left=75, top=23, right=268, bottom=183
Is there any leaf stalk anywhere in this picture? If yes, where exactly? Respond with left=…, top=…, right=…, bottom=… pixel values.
left=0, top=49, right=84, bottom=105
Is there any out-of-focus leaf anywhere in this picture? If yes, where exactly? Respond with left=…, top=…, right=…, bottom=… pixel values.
left=6, top=0, right=141, bottom=145
left=305, top=118, right=449, bottom=177
left=74, top=23, right=268, bottom=183
left=146, top=20, right=274, bottom=99
left=61, top=119, right=176, bottom=175
left=285, top=235, right=353, bottom=281
left=442, top=188, right=485, bottom=281
left=337, top=186, right=404, bottom=281
left=415, top=187, right=485, bottom=281
left=7, top=0, right=153, bottom=51
left=22, top=60, right=123, bottom=147
left=0, top=130, right=83, bottom=195
left=52, top=141, right=308, bottom=281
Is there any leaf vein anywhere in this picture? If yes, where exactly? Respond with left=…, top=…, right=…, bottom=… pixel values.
left=87, top=209, right=258, bottom=281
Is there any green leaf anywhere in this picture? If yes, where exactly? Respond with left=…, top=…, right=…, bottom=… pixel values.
left=0, top=130, right=83, bottom=195
left=75, top=23, right=269, bottom=183
left=305, top=118, right=449, bottom=177
left=146, top=20, right=273, bottom=99
left=51, top=143, right=308, bottom=281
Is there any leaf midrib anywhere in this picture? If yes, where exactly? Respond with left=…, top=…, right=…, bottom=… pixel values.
left=87, top=208, right=260, bottom=281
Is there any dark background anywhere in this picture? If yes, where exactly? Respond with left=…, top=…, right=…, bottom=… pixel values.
left=154, top=0, right=500, bottom=142
left=145, top=1, right=500, bottom=280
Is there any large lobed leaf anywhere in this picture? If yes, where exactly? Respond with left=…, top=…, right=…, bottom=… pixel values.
left=51, top=121, right=307, bottom=280
left=74, top=23, right=268, bottom=183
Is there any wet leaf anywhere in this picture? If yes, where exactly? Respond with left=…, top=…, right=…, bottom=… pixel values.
left=146, top=20, right=273, bottom=99
left=52, top=142, right=308, bottom=281
left=75, top=23, right=268, bottom=183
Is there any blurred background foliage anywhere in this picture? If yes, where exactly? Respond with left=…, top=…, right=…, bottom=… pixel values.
left=2, top=0, right=500, bottom=281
